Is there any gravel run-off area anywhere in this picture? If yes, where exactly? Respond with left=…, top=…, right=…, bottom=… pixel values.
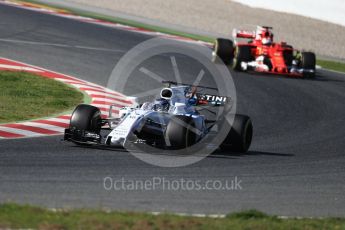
left=67, top=0, right=345, bottom=59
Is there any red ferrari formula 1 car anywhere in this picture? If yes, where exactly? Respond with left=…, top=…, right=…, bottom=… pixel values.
left=213, top=26, right=316, bottom=78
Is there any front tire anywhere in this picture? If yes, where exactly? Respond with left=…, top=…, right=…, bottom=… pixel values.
left=70, top=104, right=102, bottom=134
left=300, top=52, right=316, bottom=78
left=214, top=38, right=234, bottom=65
left=220, top=114, right=253, bottom=153
left=232, top=46, right=254, bottom=71
left=165, top=115, right=197, bottom=149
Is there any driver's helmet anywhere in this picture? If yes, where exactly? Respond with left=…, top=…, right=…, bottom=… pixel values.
left=153, top=98, right=170, bottom=112
left=256, top=27, right=273, bottom=45
left=184, top=86, right=197, bottom=98
left=262, top=30, right=273, bottom=45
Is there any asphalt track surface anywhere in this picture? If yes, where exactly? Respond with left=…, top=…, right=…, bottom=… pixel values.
left=1, top=4, right=345, bottom=217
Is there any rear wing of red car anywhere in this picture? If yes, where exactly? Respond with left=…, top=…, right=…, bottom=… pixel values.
left=232, top=26, right=273, bottom=40
left=232, top=29, right=255, bottom=39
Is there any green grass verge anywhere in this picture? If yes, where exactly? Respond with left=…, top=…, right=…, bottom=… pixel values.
left=0, top=203, right=344, bottom=230
left=0, top=71, right=84, bottom=123
left=317, top=59, right=345, bottom=73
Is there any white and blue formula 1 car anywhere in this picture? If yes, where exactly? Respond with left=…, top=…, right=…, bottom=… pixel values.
left=64, top=81, right=253, bottom=153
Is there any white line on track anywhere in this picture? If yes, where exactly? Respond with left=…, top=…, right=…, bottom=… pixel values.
left=0, top=38, right=126, bottom=53
left=321, top=68, right=345, bottom=75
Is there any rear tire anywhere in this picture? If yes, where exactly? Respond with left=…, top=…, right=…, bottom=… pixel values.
left=220, top=114, right=253, bottom=153
left=165, top=115, right=197, bottom=149
left=300, top=52, right=316, bottom=78
left=70, top=104, right=102, bottom=134
left=232, top=46, right=254, bottom=71
left=214, top=38, right=234, bottom=65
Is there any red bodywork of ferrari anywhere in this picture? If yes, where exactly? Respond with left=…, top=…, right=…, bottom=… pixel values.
left=214, top=26, right=316, bottom=78
left=235, top=28, right=298, bottom=75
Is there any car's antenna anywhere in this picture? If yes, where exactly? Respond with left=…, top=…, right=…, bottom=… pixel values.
left=161, top=81, right=218, bottom=90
